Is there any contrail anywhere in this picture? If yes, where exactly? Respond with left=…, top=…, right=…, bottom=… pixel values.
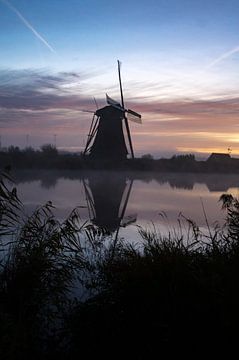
left=1, top=0, right=55, bottom=53
left=207, top=45, right=239, bottom=69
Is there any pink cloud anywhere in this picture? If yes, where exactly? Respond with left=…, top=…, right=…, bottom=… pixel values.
left=1, top=68, right=239, bottom=156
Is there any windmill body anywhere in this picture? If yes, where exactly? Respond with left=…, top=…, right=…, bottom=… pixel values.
left=83, top=61, right=142, bottom=160
left=88, top=105, right=128, bottom=160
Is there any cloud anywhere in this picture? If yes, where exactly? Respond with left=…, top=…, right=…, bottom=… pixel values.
left=1, top=68, right=239, bottom=129
left=127, top=97, right=239, bottom=156
left=0, top=69, right=94, bottom=112
left=1, top=67, right=239, bottom=156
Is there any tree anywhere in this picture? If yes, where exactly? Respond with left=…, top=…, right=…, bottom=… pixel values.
left=40, top=144, right=58, bottom=156
left=171, top=154, right=195, bottom=162
left=8, top=146, right=20, bottom=154
left=141, top=153, right=154, bottom=160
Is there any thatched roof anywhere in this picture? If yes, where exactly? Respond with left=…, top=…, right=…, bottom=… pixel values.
left=207, top=153, right=231, bottom=162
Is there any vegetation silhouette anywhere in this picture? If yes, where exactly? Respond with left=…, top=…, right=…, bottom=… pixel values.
left=1, top=146, right=239, bottom=173
left=1, top=172, right=239, bottom=357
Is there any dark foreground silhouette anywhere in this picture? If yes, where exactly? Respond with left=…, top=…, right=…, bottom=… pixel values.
left=1, top=172, right=239, bottom=359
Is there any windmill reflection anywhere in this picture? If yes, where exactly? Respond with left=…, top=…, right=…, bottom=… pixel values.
left=83, top=173, right=136, bottom=237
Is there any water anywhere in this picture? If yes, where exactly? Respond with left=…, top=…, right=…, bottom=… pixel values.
left=13, top=169, right=239, bottom=242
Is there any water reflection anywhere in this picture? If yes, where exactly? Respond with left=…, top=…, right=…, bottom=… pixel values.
left=157, top=173, right=239, bottom=192
left=13, top=169, right=239, bottom=192
left=83, top=172, right=136, bottom=234
left=13, top=170, right=239, bottom=240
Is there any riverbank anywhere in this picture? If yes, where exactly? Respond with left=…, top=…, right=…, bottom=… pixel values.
left=1, top=148, right=239, bottom=173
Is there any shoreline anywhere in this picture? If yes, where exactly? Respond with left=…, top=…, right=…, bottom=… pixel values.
left=1, top=151, right=239, bottom=173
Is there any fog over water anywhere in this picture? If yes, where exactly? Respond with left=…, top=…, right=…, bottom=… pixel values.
left=13, top=170, right=239, bottom=242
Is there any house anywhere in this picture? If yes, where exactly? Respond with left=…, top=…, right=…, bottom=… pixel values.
left=207, top=153, right=231, bottom=163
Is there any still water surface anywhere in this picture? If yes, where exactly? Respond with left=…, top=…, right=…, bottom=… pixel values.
left=14, top=170, right=239, bottom=242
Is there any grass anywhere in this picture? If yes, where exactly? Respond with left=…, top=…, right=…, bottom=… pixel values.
left=1, top=171, right=239, bottom=358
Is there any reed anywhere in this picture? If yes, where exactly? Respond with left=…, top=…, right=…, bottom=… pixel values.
left=1, top=171, right=239, bottom=358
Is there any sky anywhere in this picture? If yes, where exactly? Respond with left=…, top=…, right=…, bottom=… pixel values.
left=1, top=0, right=239, bottom=158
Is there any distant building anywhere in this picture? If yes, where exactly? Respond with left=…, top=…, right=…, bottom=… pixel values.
left=207, top=153, right=231, bottom=163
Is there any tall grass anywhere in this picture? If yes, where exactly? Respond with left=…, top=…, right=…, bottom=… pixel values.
left=0, top=172, right=87, bottom=358
left=1, top=172, right=239, bottom=358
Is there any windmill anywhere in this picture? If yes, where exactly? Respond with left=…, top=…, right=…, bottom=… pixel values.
left=83, top=172, right=137, bottom=236
left=83, top=61, right=142, bottom=160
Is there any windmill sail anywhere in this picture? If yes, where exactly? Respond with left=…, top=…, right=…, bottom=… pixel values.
left=120, top=213, right=137, bottom=227
left=106, top=94, right=122, bottom=109
left=106, top=94, right=142, bottom=123
left=127, top=108, right=142, bottom=124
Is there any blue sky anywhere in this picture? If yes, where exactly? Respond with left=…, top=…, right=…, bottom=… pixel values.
left=1, top=0, right=239, bottom=157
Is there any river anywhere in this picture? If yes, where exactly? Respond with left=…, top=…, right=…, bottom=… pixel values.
left=11, top=169, right=239, bottom=243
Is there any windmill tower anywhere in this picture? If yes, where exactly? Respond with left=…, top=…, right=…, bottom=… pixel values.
left=83, top=61, right=142, bottom=160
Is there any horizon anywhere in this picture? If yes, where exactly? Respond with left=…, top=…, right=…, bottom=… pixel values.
left=0, top=143, right=237, bottom=162
left=1, top=0, right=239, bottom=157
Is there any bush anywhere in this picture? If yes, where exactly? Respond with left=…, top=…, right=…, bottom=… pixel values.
left=141, top=153, right=154, bottom=160
left=40, top=144, right=58, bottom=156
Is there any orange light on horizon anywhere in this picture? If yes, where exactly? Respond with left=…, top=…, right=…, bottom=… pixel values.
left=177, top=147, right=239, bottom=156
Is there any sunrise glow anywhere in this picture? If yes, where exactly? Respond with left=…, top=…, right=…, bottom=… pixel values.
left=1, top=0, right=239, bottom=158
